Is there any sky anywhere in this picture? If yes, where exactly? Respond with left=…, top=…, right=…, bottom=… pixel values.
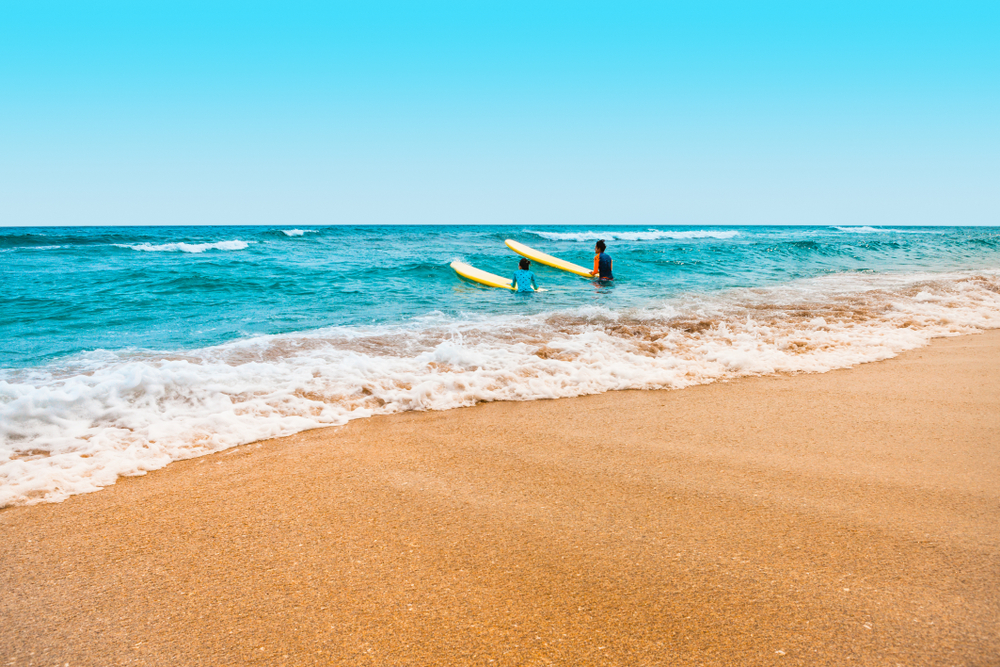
left=0, top=1, right=997, bottom=227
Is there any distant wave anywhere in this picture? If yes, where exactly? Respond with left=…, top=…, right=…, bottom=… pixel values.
left=0, top=234, right=75, bottom=249
left=115, top=240, right=250, bottom=253
left=526, top=229, right=740, bottom=242
left=833, top=226, right=940, bottom=235
left=281, top=229, right=318, bottom=237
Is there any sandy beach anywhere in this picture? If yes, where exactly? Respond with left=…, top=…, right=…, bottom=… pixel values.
left=2, top=331, right=998, bottom=666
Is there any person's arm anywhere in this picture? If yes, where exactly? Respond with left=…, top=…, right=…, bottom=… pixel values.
left=511, top=273, right=518, bottom=290
left=591, top=254, right=600, bottom=276
left=531, top=272, right=537, bottom=290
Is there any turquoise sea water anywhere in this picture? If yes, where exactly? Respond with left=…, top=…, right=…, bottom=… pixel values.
left=4, top=225, right=999, bottom=367
left=2, top=224, right=1000, bottom=506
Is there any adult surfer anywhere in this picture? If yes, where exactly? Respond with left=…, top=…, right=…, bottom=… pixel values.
left=590, top=240, right=613, bottom=280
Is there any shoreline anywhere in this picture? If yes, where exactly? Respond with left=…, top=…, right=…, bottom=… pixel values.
left=6, top=263, right=1000, bottom=510
left=2, top=331, right=999, bottom=665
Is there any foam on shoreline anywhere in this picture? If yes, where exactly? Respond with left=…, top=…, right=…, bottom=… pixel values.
left=2, top=269, right=999, bottom=507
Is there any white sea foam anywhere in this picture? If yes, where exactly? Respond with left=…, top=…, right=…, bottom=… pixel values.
left=1, top=245, right=66, bottom=251
left=2, top=270, right=999, bottom=507
left=833, top=226, right=940, bottom=235
left=281, top=229, right=317, bottom=237
left=527, top=229, right=740, bottom=242
left=116, top=240, right=251, bottom=253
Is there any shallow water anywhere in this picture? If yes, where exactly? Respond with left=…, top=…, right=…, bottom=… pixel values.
left=2, top=224, right=999, bottom=506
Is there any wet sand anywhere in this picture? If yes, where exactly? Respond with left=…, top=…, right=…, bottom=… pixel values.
left=2, top=332, right=999, bottom=666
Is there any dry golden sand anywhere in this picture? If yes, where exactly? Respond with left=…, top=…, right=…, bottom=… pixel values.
left=2, top=333, right=1000, bottom=667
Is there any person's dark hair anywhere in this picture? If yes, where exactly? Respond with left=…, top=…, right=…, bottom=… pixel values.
left=596, top=240, right=606, bottom=252
left=519, top=258, right=530, bottom=270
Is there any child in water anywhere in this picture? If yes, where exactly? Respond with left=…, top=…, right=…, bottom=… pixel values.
left=590, top=239, right=613, bottom=280
left=511, top=258, right=537, bottom=292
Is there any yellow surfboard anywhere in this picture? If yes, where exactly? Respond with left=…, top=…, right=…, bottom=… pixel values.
left=450, top=261, right=515, bottom=290
left=504, top=239, right=592, bottom=278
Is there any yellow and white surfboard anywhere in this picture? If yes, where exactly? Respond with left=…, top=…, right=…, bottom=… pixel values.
left=504, top=239, right=592, bottom=278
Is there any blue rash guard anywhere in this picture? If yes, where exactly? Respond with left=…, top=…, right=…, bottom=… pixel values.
left=597, top=252, right=613, bottom=280
left=511, top=269, right=537, bottom=292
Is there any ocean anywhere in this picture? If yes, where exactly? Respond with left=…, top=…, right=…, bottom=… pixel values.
left=2, top=224, right=999, bottom=507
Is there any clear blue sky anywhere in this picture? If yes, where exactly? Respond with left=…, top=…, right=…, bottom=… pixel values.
left=1, top=1, right=997, bottom=226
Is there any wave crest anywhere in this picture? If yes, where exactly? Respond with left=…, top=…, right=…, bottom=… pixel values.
left=526, top=229, right=740, bottom=242
left=833, top=226, right=940, bottom=235
left=115, top=240, right=251, bottom=253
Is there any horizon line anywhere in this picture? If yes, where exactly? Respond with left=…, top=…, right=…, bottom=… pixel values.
left=2, top=222, right=998, bottom=229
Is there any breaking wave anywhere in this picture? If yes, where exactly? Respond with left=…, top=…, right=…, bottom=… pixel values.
left=3, top=269, right=999, bottom=508
left=115, top=240, right=251, bottom=253
left=833, top=226, right=942, bottom=235
left=526, top=229, right=740, bottom=242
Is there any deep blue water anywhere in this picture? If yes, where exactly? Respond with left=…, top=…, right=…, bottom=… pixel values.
left=2, top=225, right=999, bottom=368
